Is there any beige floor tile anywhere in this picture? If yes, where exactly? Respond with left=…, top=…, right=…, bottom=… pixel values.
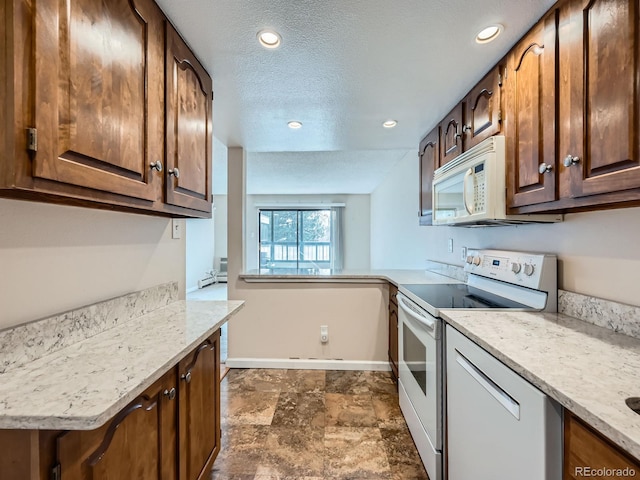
left=325, top=393, right=378, bottom=427
left=324, top=427, right=391, bottom=479
left=325, top=370, right=370, bottom=394
left=221, top=390, right=279, bottom=425
left=281, top=369, right=326, bottom=393
left=222, top=368, right=288, bottom=392
left=380, top=428, right=429, bottom=480
left=271, top=392, right=325, bottom=428
left=211, top=425, right=269, bottom=476
left=256, top=426, right=325, bottom=477
left=372, top=393, right=406, bottom=429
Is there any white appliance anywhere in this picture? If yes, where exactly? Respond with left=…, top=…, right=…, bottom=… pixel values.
left=432, top=136, right=562, bottom=226
left=446, top=325, right=562, bottom=480
left=397, top=249, right=557, bottom=480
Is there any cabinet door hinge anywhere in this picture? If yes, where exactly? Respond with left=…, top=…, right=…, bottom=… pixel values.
left=27, top=128, right=38, bottom=152
left=498, top=108, right=502, bottom=123
left=498, top=72, right=503, bottom=87
left=51, top=463, right=61, bottom=480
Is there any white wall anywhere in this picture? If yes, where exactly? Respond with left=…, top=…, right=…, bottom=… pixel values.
left=0, top=198, right=185, bottom=329
left=370, top=149, right=431, bottom=269
left=185, top=215, right=215, bottom=292
left=244, top=194, right=371, bottom=271
left=227, top=151, right=387, bottom=366
left=370, top=150, right=640, bottom=307
left=213, top=194, right=228, bottom=261
left=185, top=137, right=228, bottom=291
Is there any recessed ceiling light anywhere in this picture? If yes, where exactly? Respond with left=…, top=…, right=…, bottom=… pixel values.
left=257, top=29, right=281, bottom=49
left=475, top=24, right=503, bottom=44
left=288, top=121, right=302, bottom=129
left=382, top=120, right=398, bottom=128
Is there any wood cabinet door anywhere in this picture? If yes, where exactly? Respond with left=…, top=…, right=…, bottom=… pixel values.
left=463, top=65, right=503, bottom=150
left=558, top=0, right=640, bottom=199
left=32, top=0, right=164, bottom=201
left=564, top=412, right=640, bottom=479
left=439, top=104, right=464, bottom=165
left=165, top=24, right=213, bottom=214
left=57, top=371, right=178, bottom=480
left=505, top=13, right=558, bottom=208
left=418, top=127, right=439, bottom=225
left=178, top=331, right=220, bottom=480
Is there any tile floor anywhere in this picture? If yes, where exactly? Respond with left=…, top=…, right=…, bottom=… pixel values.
left=212, top=369, right=429, bottom=480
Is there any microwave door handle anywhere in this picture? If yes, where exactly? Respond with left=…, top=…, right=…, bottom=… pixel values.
left=463, top=168, right=475, bottom=215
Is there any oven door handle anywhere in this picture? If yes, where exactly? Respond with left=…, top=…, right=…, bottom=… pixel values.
left=398, top=295, right=435, bottom=331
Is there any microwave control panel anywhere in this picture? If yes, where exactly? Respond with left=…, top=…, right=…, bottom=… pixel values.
left=471, top=163, right=487, bottom=214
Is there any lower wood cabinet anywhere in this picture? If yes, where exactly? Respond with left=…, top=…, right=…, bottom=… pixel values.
left=178, top=333, right=220, bottom=480
left=0, top=330, right=221, bottom=480
left=57, top=370, right=178, bottom=480
left=388, top=283, right=399, bottom=381
left=564, top=411, right=640, bottom=479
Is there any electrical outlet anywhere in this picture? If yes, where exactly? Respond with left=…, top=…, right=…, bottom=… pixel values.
left=461, top=246, right=467, bottom=261
left=448, top=238, right=453, bottom=253
left=320, top=325, right=329, bottom=343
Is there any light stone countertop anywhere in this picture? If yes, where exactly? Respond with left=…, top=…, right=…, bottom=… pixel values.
left=441, top=309, right=640, bottom=460
left=240, top=268, right=463, bottom=286
left=0, top=300, right=244, bottom=430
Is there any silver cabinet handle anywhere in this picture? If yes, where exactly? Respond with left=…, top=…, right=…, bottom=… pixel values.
left=163, top=387, right=176, bottom=400
left=150, top=160, right=163, bottom=172
left=181, top=371, right=192, bottom=383
left=462, top=124, right=471, bottom=134
left=563, top=155, right=580, bottom=167
left=538, top=163, right=553, bottom=174
left=169, top=167, right=180, bottom=178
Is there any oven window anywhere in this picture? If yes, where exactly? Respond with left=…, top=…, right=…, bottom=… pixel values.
left=403, top=323, right=427, bottom=395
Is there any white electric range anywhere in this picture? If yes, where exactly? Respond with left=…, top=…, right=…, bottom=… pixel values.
left=397, top=249, right=559, bottom=480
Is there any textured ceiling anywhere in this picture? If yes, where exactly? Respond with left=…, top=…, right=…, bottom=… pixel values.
left=156, top=0, right=557, bottom=194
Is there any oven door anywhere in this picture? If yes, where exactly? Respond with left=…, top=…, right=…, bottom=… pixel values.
left=397, top=293, right=443, bottom=458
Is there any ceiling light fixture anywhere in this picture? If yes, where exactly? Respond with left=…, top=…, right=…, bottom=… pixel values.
left=257, top=29, right=282, bottom=49
left=383, top=120, right=398, bottom=128
left=475, top=24, right=503, bottom=44
left=288, top=121, right=302, bottom=129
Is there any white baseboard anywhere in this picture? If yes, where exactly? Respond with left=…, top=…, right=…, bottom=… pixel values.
left=225, top=357, right=391, bottom=371
left=186, top=285, right=199, bottom=294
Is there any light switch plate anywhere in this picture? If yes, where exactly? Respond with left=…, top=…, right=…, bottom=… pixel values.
left=171, top=219, right=182, bottom=239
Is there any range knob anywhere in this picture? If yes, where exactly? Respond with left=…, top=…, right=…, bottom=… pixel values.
left=466, top=255, right=474, bottom=265
left=511, top=262, right=522, bottom=274
left=472, top=256, right=481, bottom=266
left=523, top=264, right=535, bottom=276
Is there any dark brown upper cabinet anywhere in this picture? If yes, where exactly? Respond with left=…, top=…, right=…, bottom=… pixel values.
left=33, top=0, right=165, bottom=202
left=1, top=0, right=213, bottom=218
left=165, top=23, right=213, bottom=214
left=557, top=0, right=640, bottom=200
left=463, top=65, right=503, bottom=150
left=418, top=127, right=440, bottom=225
left=505, top=12, right=557, bottom=209
left=439, top=104, right=465, bottom=166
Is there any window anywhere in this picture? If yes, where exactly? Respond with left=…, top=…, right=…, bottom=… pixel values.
left=258, top=209, right=342, bottom=271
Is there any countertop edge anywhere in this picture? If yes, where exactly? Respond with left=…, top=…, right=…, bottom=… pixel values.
left=0, top=300, right=245, bottom=431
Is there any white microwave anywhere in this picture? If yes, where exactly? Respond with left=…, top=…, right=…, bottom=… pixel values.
left=432, top=136, right=562, bottom=226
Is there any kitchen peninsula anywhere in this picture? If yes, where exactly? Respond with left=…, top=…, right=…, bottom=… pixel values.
left=0, top=283, right=244, bottom=480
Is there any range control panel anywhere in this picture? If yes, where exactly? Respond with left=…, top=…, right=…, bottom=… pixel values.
left=464, top=249, right=556, bottom=290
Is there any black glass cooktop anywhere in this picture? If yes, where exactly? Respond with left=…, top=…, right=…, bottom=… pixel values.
left=401, top=283, right=531, bottom=310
